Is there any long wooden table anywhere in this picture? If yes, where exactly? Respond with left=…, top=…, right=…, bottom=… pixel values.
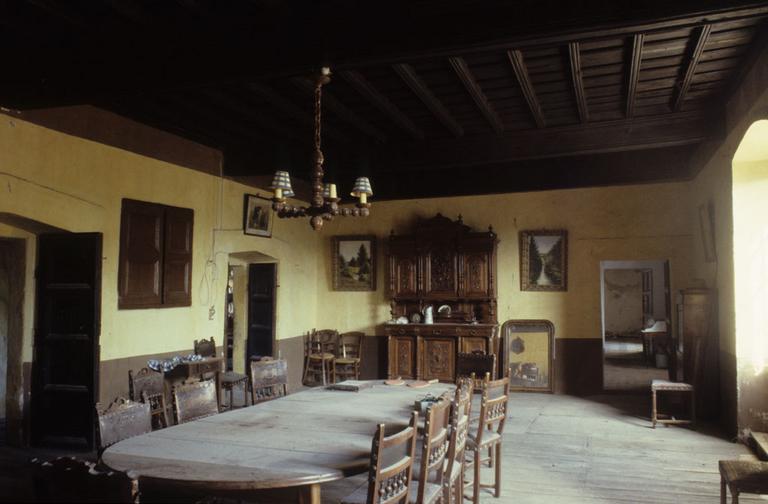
left=102, top=380, right=453, bottom=502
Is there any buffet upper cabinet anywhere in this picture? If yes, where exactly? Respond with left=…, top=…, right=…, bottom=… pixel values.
left=387, top=214, right=498, bottom=322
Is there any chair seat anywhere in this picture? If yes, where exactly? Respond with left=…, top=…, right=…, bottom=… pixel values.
left=720, top=460, right=768, bottom=494
left=309, top=352, right=335, bottom=360
left=409, top=481, right=442, bottom=504
left=335, top=357, right=360, bottom=365
left=220, top=371, right=248, bottom=385
left=467, top=431, right=501, bottom=450
left=651, top=379, right=694, bottom=391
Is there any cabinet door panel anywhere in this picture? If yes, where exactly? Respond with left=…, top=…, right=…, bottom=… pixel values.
left=424, top=247, right=457, bottom=298
left=460, top=252, right=490, bottom=298
left=460, top=337, right=488, bottom=354
left=420, top=338, right=456, bottom=382
left=391, top=255, right=420, bottom=298
left=390, top=337, right=416, bottom=379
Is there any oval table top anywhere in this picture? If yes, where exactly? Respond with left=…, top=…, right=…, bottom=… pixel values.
left=102, top=380, right=454, bottom=492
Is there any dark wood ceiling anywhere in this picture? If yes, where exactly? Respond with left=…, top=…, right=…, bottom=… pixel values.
left=1, top=0, right=767, bottom=200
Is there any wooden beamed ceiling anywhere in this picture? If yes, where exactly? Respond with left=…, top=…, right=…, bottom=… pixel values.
left=1, top=1, right=767, bottom=200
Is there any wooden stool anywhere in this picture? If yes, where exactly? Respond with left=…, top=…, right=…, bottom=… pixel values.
left=719, top=460, right=768, bottom=503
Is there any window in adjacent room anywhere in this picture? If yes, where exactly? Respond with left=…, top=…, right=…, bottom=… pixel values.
left=118, top=199, right=194, bottom=309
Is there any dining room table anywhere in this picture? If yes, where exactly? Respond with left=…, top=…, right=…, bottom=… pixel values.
left=101, top=379, right=454, bottom=503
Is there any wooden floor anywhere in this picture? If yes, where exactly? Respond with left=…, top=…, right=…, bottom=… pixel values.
left=325, top=393, right=762, bottom=503
left=1, top=393, right=764, bottom=503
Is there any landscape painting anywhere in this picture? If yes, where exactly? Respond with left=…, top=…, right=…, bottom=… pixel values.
left=520, top=230, right=567, bottom=291
left=332, top=235, right=376, bottom=291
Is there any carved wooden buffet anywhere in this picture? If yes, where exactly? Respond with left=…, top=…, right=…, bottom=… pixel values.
left=384, top=214, right=499, bottom=382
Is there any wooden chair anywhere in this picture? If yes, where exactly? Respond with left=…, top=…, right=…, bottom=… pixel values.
left=303, top=329, right=337, bottom=385
left=250, top=357, right=288, bottom=404
left=341, top=411, right=419, bottom=504
left=335, top=331, right=364, bottom=381
left=129, top=367, right=169, bottom=429
left=651, top=339, right=702, bottom=428
left=172, top=379, right=220, bottom=424
left=444, top=379, right=473, bottom=503
left=719, top=459, right=768, bottom=503
left=456, top=351, right=496, bottom=390
left=195, top=336, right=250, bottom=410
left=96, top=397, right=152, bottom=456
left=31, top=456, right=139, bottom=503
left=465, top=375, right=509, bottom=503
left=411, top=396, right=452, bottom=504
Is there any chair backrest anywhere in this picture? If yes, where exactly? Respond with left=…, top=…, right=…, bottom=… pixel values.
left=250, top=358, right=288, bottom=403
left=338, top=331, right=364, bottom=359
left=97, top=397, right=152, bottom=453
left=307, top=329, right=338, bottom=355
left=445, top=380, right=472, bottom=487
left=128, top=367, right=164, bottom=402
left=414, top=397, right=451, bottom=503
left=456, top=351, right=496, bottom=383
left=172, top=379, right=219, bottom=424
left=366, top=411, right=419, bottom=504
left=472, top=375, right=510, bottom=446
left=194, top=337, right=216, bottom=358
left=31, top=456, right=138, bottom=503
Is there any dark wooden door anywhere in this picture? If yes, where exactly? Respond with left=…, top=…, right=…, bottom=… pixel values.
left=32, top=232, right=102, bottom=448
left=246, top=263, right=276, bottom=367
left=424, top=241, right=457, bottom=299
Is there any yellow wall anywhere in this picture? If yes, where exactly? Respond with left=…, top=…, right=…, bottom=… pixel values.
left=0, top=117, right=321, bottom=373
left=315, top=183, right=694, bottom=341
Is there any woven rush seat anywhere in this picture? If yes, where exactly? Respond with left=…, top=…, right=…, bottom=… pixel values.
left=651, top=379, right=694, bottom=391
left=467, top=431, right=501, bottom=450
left=720, top=460, right=768, bottom=502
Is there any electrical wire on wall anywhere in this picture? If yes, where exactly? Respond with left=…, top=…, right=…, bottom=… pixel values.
left=198, top=159, right=227, bottom=319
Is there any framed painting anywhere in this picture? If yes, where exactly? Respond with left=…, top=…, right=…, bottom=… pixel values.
left=500, top=319, right=555, bottom=392
left=332, top=235, right=376, bottom=291
left=520, top=229, right=567, bottom=291
left=243, top=193, right=273, bottom=237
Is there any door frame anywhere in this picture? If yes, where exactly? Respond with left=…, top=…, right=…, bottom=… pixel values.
left=0, top=238, right=26, bottom=446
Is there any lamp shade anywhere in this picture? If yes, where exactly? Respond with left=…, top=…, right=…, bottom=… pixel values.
left=322, top=183, right=333, bottom=198
left=270, top=170, right=294, bottom=198
left=350, top=177, right=373, bottom=197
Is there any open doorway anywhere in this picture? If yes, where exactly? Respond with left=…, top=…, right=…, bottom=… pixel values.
left=0, top=248, right=9, bottom=441
left=601, top=260, right=670, bottom=391
left=227, top=252, right=277, bottom=379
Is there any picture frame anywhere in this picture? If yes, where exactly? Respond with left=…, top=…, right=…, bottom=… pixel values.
left=500, top=319, right=555, bottom=392
left=243, top=193, right=273, bottom=237
left=519, top=229, right=567, bottom=291
left=332, top=235, right=376, bottom=291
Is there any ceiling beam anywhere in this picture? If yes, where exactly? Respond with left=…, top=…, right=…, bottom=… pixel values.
left=375, top=111, right=714, bottom=171
left=626, top=33, right=645, bottom=118
left=673, top=24, right=713, bottom=111
left=393, top=63, right=464, bottom=137
left=246, top=83, right=349, bottom=144
left=568, top=42, right=589, bottom=123
left=338, top=70, right=424, bottom=141
left=507, top=50, right=546, bottom=128
left=448, top=56, right=504, bottom=135
left=291, top=77, right=388, bottom=143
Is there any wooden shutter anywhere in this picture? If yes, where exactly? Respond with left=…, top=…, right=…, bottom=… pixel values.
left=118, top=199, right=163, bottom=308
left=163, top=206, right=194, bottom=306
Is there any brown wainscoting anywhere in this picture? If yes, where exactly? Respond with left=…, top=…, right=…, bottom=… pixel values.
left=99, top=346, right=224, bottom=404
left=275, top=335, right=305, bottom=393
left=555, top=338, right=603, bottom=396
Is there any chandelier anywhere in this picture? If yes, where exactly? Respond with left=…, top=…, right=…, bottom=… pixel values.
left=269, top=67, right=373, bottom=230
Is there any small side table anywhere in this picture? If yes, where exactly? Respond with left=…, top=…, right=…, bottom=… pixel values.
left=719, top=459, right=768, bottom=503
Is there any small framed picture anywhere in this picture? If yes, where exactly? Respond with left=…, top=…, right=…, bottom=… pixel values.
left=520, top=229, right=567, bottom=291
left=243, top=193, right=273, bottom=237
left=332, top=235, right=376, bottom=291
